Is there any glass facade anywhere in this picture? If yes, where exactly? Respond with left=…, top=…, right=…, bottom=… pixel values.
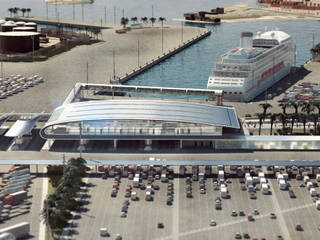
left=43, top=120, right=222, bottom=138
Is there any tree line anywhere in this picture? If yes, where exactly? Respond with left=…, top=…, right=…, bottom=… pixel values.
left=254, top=101, right=320, bottom=135
left=8, top=8, right=32, bottom=17
left=120, top=16, right=166, bottom=28
left=41, top=157, right=90, bottom=233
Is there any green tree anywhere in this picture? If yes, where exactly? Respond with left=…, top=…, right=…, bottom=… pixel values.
left=141, top=17, right=148, bottom=24
left=120, top=17, right=129, bottom=28
left=288, top=102, right=300, bottom=115
left=255, top=113, right=265, bottom=136
left=309, top=113, right=319, bottom=135
left=8, top=8, right=14, bottom=17
left=301, top=101, right=314, bottom=115
left=149, top=17, right=156, bottom=27
left=13, top=8, right=20, bottom=17
left=278, top=102, right=288, bottom=114
left=259, top=102, right=272, bottom=115
left=20, top=8, right=27, bottom=17
left=26, top=8, right=31, bottom=17
left=158, top=17, right=166, bottom=27
left=313, top=102, right=320, bottom=114
left=269, top=113, right=278, bottom=136
left=298, top=113, right=308, bottom=135
left=131, top=17, right=138, bottom=24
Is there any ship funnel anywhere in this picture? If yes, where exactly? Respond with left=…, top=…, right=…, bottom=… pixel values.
left=240, top=32, right=253, bottom=49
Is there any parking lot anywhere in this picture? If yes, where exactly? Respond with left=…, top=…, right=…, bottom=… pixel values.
left=63, top=165, right=320, bottom=240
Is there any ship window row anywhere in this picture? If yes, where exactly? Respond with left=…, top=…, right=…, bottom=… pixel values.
left=253, top=39, right=279, bottom=46
left=223, top=91, right=243, bottom=95
left=214, top=72, right=248, bottom=78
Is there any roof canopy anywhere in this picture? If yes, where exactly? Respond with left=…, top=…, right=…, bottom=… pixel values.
left=5, top=118, right=39, bottom=137
left=44, top=99, right=240, bottom=129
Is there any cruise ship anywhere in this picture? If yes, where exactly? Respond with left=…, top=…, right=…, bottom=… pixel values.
left=207, top=31, right=296, bottom=102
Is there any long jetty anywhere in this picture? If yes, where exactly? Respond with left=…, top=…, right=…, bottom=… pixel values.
left=5, top=16, right=115, bottom=29
left=111, top=29, right=211, bottom=84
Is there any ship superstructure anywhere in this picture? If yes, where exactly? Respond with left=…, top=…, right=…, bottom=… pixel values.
left=207, top=31, right=295, bottom=101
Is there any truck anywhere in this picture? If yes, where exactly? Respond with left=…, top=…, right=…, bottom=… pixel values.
left=9, top=191, right=27, bottom=205
left=277, top=174, right=284, bottom=183
left=262, top=183, right=269, bottom=194
left=130, top=191, right=136, bottom=201
left=205, top=166, right=212, bottom=176
left=279, top=179, right=287, bottom=190
left=122, top=166, right=128, bottom=177
left=145, top=191, right=153, bottom=201
left=310, top=188, right=317, bottom=197
left=258, top=172, right=265, bottom=178
left=0, top=222, right=30, bottom=239
left=221, top=187, right=228, bottom=198
left=260, top=178, right=267, bottom=184
left=133, top=177, right=140, bottom=188
left=161, top=173, right=167, bottom=183
left=246, top=176, right=253, bottom=186
left=218, top=170, right=224, bottom=179
left=304, top=176, right=310, bottom=183
left=307, top=181, right=313, bottom=190
left=316, top=174, right=320, bottom=182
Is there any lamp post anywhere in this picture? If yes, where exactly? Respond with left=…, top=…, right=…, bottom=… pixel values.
left=104, top=6, right=107, bottom=24
left=138, top=39, right=140, bottom=67
left=181, top=21, right=183, bottom=43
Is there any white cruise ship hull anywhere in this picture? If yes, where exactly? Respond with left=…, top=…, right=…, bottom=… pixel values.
left=207, top=30, right=295, bottom=102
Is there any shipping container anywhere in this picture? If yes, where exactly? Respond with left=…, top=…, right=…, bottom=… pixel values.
left=9, top=191, right=27, bottom=205
left=0, top=222, right=30, bottom=239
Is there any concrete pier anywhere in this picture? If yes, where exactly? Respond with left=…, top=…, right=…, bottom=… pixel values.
left=5, top=16, right=115, bottom=29
left=111, top=30, right=211, bottom=84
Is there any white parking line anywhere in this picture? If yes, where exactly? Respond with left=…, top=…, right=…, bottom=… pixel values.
left=268, top=181, right=292, bottom=240
left=39, top=169, right=48, bottom=240
left=172, top=178, right=180, bottom=240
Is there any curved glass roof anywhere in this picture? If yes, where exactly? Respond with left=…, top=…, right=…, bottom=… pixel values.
left=43, top=99, right=240, bottom=129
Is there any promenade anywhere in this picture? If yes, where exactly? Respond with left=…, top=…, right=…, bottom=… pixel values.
left=5, top=16, right=115, bottom=29
left=0, top=24, right=207, bottom=113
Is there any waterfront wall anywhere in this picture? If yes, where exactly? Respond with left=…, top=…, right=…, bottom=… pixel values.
left=111, top=29, right=211, bottom=84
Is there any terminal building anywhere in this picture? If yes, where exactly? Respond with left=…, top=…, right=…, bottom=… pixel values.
left=40, top=99, right=240, bottom=150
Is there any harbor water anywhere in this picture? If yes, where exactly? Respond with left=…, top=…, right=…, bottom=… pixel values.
left=126, top=21, right=320, bottom=89
left=0, top=1, right=319, bottom=90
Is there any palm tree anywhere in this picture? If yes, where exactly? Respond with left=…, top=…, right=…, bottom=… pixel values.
left=141, top=17, right=148, bottom=24
left=158, top=17, right=166, bottom=27
left=301, top=101, right=315, bottom=115
left=158, top=17, right=166, bottom=53
left=278, top=113, right=288, bottom=134
left=8, top=8, right=14, bottom=17
left=120, top=17, right=129, bottom=29
left=289, top=113, right=298, bottom=134
left=131, top=17, right=138, bottom=24
left=255, top=113, right=265, bottom=136
left=20, top=8, right=27, bottom=17
left=259, top=103, right=272, bottom=115
left=298, top=113, right=308, bottom=134
left=313, top=102, right=320, bottom=114
left=269, top=113, right=278, bottom=135
left=149, top=17, right=156, bottom=27
left=309, top=113, right=319, bottom=135
left=26, top=8, right=31, bottom=17
left=13, top=8, right=19, bottom=17
left=278, top=102, right=288, bottom=114
left=288, top=102, right=300, bottom=115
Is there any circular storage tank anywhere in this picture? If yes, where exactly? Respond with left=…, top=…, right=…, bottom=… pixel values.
left=25, top=22, right=37, bottom=32
left=1, top=23, right=17, bottom=32
left=0, top=32, right=40, bottom=53
left=13, top=27, right=35, bottom=32
left=16, top=21, right=26, bottom=27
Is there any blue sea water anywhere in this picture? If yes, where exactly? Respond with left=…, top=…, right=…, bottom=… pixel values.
left=126, top=21, right=320, bottom=89
left=0, top=0, right=257, bottom=24
left=0, top=1, right=319, bottom=90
